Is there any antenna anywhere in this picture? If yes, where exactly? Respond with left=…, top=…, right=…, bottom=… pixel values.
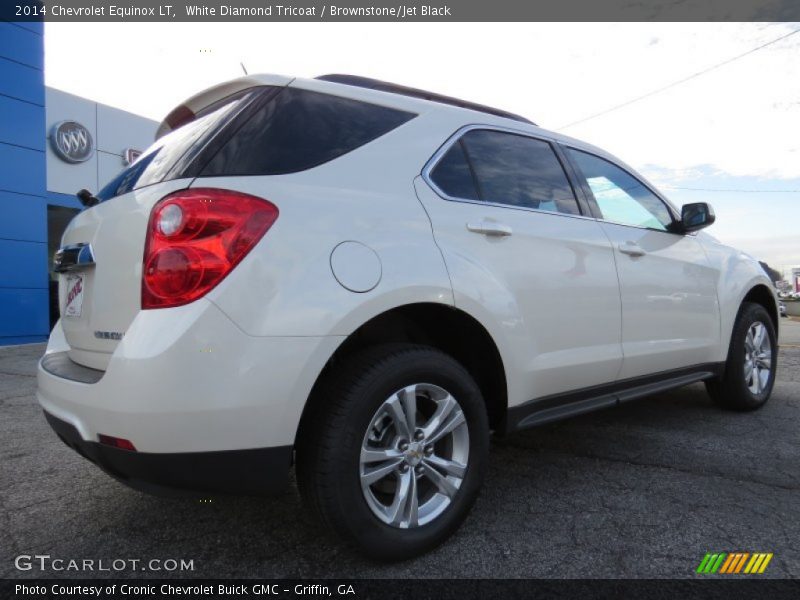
left=240, top=62, right=248, bottom=75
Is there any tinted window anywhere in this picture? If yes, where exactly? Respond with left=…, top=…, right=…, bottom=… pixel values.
left=429, top=140, right=479, bottom=201
left=431, top=130, right=580, bottom=215
left=567, top=149, right=673, bottom=231
left=201, top=88, right=416, bottom=176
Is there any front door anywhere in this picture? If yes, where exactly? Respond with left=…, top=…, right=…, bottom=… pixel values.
left=565, top=147, right=721, bottom=380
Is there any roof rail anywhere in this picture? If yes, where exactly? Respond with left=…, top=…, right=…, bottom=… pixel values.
left=316, top=74, right=535, bottom=126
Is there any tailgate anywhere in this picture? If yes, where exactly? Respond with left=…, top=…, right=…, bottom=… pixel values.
left=57, top=180, right=191, bottom=370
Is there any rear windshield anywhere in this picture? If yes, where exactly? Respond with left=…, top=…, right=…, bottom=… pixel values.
left=96, top=89, right=256, bottom=202
left=97, top=86, right=416, bottom=201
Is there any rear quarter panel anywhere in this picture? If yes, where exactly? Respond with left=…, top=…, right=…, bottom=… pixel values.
left=197, top=110, right=460, bottom=338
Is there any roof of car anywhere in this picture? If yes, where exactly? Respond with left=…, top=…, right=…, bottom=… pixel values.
left=315, top=74, right=536, bottom=126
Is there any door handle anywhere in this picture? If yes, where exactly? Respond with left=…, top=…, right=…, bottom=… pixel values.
left=618, top=241, right=646, bottom=257
left=466, top=221, right=513, bottom=237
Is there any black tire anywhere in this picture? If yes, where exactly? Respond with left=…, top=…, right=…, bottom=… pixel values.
left=296, top=343, right=489, bottom=561
left=706, top=302, right=777, bottom=411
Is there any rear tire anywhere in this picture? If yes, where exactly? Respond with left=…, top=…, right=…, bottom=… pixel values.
left=296, top=344, right=489, bottom=560
left=706, top=302, right=777, bottom=411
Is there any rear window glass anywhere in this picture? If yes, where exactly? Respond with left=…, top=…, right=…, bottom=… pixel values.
left=96, top=90, right=256, bottom=202
left=430, top=129, right=580, bottom=215
left=429, top=140, right=479, bottom=201
left=200, top=88, right=416, bottom=176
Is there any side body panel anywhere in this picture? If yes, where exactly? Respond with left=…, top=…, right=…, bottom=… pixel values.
left=600, top=224, right=722, bottom=379
left=697, top=233, right=779, bottom=360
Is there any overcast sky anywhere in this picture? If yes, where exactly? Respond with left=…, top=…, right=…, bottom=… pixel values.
left=45, top=22, right=800, bottom=274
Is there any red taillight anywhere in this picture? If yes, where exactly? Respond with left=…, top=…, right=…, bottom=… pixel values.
left=98, top=434, right=137, bottom=452
left=142, top=188, right=278, bottom=309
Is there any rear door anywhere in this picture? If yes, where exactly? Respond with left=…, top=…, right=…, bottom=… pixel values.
left=416, top=127, right=623, bottom=404
left=564, top=147, right=721, bottom=380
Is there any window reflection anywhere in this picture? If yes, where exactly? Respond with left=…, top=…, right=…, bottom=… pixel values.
left=430, top=129, right=580, bottom=216
left=568, top=149, right=672, bottom=230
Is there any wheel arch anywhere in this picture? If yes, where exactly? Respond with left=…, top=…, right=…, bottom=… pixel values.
left=719, top=283, right=779, bottom=367
left=741, top=283, right=779, bottom=331
left=295, top=302, right=509, bottom=447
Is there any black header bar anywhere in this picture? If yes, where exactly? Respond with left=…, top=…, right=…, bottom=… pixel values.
left=5, top=0, right=800, bottom=22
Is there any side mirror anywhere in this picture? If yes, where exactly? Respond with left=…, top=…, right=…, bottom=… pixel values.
left=680, top=202, right=715, bottom=233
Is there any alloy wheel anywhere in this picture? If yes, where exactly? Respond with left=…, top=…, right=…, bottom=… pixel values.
left=359, top=383, right=470, bottom=529
left=744, top=321, right=772, bottom=395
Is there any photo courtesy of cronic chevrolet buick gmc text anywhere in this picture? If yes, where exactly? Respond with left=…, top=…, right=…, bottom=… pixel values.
left=38, top=74, right=779, bottom=560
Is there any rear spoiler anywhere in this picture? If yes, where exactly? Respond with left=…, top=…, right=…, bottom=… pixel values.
left=155, top=74, right=294, bottom=140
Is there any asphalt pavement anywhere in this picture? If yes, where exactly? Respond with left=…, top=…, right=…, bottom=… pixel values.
left=2, top=319, right=799, bottom=579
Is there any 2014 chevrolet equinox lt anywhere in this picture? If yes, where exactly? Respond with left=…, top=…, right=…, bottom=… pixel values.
left=39, top=74, right=779, bottom=560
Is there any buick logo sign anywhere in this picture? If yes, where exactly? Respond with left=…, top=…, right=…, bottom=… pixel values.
left=50, top=121, right=94, bottom=163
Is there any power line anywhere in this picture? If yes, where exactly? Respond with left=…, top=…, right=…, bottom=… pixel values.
left=556, top=28, right=800, bottom=131
left=662, top=186, right=800, bottom=193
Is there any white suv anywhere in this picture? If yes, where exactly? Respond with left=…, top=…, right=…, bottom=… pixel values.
left=39, top=74, right=779, bottom=560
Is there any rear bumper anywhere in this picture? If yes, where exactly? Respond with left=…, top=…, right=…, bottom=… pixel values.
left=37, top=299, right=344, bottom=495
left=44, top=411, right=292, bottom=496
left=38, top=300, right=343, bottom=453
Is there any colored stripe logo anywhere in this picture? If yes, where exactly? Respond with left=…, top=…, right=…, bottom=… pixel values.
left=696, top=552, right=773, bottom=574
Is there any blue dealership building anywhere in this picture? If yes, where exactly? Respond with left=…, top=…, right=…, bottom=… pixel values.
left=1, top=22, right=156, bottom=345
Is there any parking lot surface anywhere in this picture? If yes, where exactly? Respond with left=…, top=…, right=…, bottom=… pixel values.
left=2, top=319, right=800, bottom=579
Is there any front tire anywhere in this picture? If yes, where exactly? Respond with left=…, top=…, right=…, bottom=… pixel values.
left=706, top=302, right=777, bottom=411
left=296, top=344, right=489, bottom=560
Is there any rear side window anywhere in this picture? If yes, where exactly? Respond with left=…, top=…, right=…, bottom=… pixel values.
left=428, top=140, right=479, bottom=201
left=97, top=87, right=415, bottom=202
left=430, top=129, right=580, bottom=215
left=200, top=88, right=416, bottom=176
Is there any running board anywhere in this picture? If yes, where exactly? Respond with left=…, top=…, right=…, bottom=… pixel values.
left=506, top=364, right=723, bottom=433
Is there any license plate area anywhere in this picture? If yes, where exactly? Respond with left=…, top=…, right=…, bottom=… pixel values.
left=64, top=273, right=85, bottom=318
